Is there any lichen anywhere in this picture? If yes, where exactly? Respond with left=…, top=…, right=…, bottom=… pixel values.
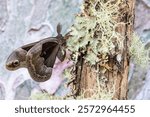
left=129, top=33, right=150, bottom=68
left=67, top=0, right=125, bottom=65
left=65, top=0, right=126, bottom=99
left=30, top=78, right=115, bottom=100
left=76, top=78, right=115, bottom=100
left=63, top=68, right=73, bottom=79
left=30, top=92, right=63, bottom=100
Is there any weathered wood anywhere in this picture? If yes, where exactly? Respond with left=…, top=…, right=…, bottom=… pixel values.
left=72, top=0, right=135, bottom=99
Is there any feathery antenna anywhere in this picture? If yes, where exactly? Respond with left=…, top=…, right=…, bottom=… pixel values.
left=57, top=23, right=62, bottom=35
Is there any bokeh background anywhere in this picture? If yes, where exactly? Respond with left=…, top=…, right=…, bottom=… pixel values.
left=0, top=0, right=150, bottom=99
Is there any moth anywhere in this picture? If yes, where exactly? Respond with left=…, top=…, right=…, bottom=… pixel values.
left=6, top=24, right=66, bottom=82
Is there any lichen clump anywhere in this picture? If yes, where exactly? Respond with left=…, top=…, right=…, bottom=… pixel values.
left=130, top=33, right=150, bottom=68
left=67, top=0, right=125, bottom=65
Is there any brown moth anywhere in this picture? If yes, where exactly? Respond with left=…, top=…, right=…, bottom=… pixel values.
left=6, top=24, right=66, bottom=82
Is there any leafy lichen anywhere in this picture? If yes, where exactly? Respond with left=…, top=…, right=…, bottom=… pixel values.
left=67, top=0, right=125, bottom=65
left=129, top=33, right=150, bottom=68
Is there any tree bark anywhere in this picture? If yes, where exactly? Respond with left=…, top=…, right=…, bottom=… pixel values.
left=71, top=0, right=135, bottom=100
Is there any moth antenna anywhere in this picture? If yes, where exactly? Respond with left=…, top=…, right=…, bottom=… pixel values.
left=57, top=23, right=62, bottom=35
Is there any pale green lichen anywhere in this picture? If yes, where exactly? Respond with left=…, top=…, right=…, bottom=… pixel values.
left=30, top=78, right=115, bottom=100
left=67, top=0, right=125, bottom=65
left=30, top=92, right=63, bottom=100
left=63, top=68, right=73, bottom=79
left=129, top=33, right=150, bottom=68
left=76, top=78, right=115, bottom=100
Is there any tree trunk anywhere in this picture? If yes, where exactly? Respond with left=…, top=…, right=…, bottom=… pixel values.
left=68, top=0, right=135, bottom=100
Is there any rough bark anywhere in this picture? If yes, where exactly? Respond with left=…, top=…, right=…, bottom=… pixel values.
left=72, top=0, right=135, bottom=99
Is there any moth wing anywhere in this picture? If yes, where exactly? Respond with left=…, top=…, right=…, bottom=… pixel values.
left=42, top=41, right=60, bottom=67
left=57, top=23, right=62, bottom=35
left=21, top=41, right=39, bottom=51
left=21, top=36, right=56, bottom=51
left=26, top=40, right=57, bottom=82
